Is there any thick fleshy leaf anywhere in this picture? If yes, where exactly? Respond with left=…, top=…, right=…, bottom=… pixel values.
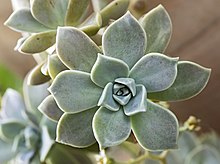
left=57, top=107, right=98, bottom=148
left=130, top=53, right=178, bottom=92
left=48, top=54, right=68, bottom=79
left=38, top=95, right=63, bottom=122
left=0, top=89, right=26, bottom=120
left=27, top=63, right=50, bottom=85
left=131, top=100, right=178, bottom=151
left=100, top=0, right=130, bottom=26
left=114, top=78, right=136, bottom=96
left=98, top=83, right=120, bottom=111
left=0, top=139, right=15, bottom=163
left=0, top=120, right=26, bottom=141
left=91, top=0, right=112, bottom=12
left=79, top=13, right=102, bottom=36
left=93, top=107, right=131, bottom=149
left=11, top=0, right=30, bottom=11
left=123, top=84, right=147, bottom=116
left=19, top=31, right=56, bottom=54
left=40, top=126, right=55, bottom=162
left=185, top=146, right=220, bottom=164
left=49, top=70, right=102, bottom=113
left=103, top=11, right=146, bottom=68
left=91, top=54, right=129, bottom=87
left=14, top=150, right=35, bottom=164
left=140, top=5, right=172, bottom=53
left=113, top=94, right=131, bottom=106
left=148, top=61, right=211, bottom=101
left=57, top=27, right=101, bottom=72
left=4, top=9, right=50, bottom=33
left=65, top=0, right=90, bottom=26
left=24, top=127, right=39, bottom=149
left=31, top=0, right=69, bottom=28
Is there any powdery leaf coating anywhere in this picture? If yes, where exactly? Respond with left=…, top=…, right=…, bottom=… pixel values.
left=131, top=100, right=178, bottom=151
left=57, top=27, right=101, bottom=72
left=93, top=107, right=131, bottom=149
left=49, top=70, right=102, bottom=113
left=140, top=5, right=172, bottom=53
left=103, top=11, right=147, bottom=68
left=130, top=53, right=178, bottom=92
left=57, top=107, right=98, bottom=147
left=91, top=54, right=129, bottom=87
left=148, top=61, right=211, bottom=101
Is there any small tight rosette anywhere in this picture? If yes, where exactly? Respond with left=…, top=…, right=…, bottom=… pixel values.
left=47, top=6, right=211, bottom=152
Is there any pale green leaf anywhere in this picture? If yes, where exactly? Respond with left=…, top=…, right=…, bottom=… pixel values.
left=123, top=84, right=147, bottom=116
left=148, top=61, right=211, bottom=101
left=114, top=78, right=136, bottom=96
left=103, top=11, right=146, bottom=68
left=57, top=27, right=101, bottom=72
left=0, top=120, right=25, bottom=141
left=98, top=83, right=120, bottom=112
left=65, top=0, right=90, bottom=26
left=185, top=146, right=220, bottom=164
left=57, top=107, right=98, bottom=148
left=49, top=70, right=102, bottom=113
left=100, top=0, right=130, bottom=26
left=131, top=100, right=179, bottom=151
left=27, top=63, right=50, bottom=85
left=0, top=139, right=15, bottom=163
left=31, top=0, right=69, bottom=28
left=130, top=53, right=178, bottom=92
left=140, top=5, right=172, bottom=53
left=19, top=31, right=56, bottom=54
left=91, top=54, right=129, bottom=87
left=93, top=107, right=131, bottom=149
left=4, top=9, right=50, bottom=33
left=38, top=95, right=63, bottom=122
left=48, top=54, right=68, bottom=79
left=91, top=0, right=112, bottom=12
left=11, top=0, right=30, bottom=11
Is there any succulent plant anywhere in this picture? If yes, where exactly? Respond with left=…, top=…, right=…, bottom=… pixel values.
left=41, top=6, right=211, bottom=152
left=0, top=82, right=94, bottom=163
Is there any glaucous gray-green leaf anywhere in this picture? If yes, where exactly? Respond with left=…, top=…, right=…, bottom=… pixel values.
left=12, top=131, right=25, bottom=152
left=91, top=54, right=129, bottom=87
left=100, top=0, right=130, bottom=26
left=41, top=62, right=49, bottom=76
left=4, top=9, right=50, bottom=33
left=48, top=54, right=68, bottom=79
left=27, top=63, right=50, bottom=85
left=79, top=13, right=102, bottom=36
left=49, top=70, right=102, bottom=113
left=56, top=27, right=101, bottom=72
left=33, top=51, right=49, bottom=64
left=23, top=75, right=50, bottom=119
left=24, top=126, right=39, bottom=149
left=0, top=120, right=25, bottom=141
left=40, top=126, right=54, bottom=162
left=14, top=150, right=35, bottom=164
left=38, top=95, right=63, bottom=122
left=148, top=61, right=211, bottom=101
left=31, top=0, right=69, bottom=28
left=11, top=0, right=30, bottom=11
left=131, top=100, right=178, bottom=151
left=91, top=0, right=112, bottom=12
left=114, top=78, right=136, bottom=96
left=39, top=117, right=56, bottom=138
left=0, top=89, right=26, bottom=121
left=57, top=107, right=98, bottom=148
left=98, top=83, right=120, bottom=112
left=130, top=53, right=178, bottom=92
left=123, top=84, right=147, bottom=116
left=65, top=0, right=90, bottom=26
left=19, top=31, right=56, bottom=54
left=113, top=93, right=131, bottom=106
left=0, top=139, right=15, bottom=163
left=93, top=107, right=131, bottom=149
left=140, top=5, right=172, bottom=53
left=103, top=11, right=146, bottom=68
left=185, top=146, right=220, bottom=164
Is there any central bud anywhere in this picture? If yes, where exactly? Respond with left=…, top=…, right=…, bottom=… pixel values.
left=112, top=78, right=136, bottom=106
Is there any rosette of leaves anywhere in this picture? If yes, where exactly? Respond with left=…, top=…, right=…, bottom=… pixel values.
left=145, top=131, right=220, bottom=164
left=43, top=5, right=210, bottom=151
left=0, top=84, right=93, bottom=163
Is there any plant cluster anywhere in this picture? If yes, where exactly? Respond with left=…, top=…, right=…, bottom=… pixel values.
left=0, top=0, right=213, bottom=163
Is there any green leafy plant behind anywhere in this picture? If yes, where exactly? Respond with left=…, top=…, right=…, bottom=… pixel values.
left=42, top=6, right=211, bottom=153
